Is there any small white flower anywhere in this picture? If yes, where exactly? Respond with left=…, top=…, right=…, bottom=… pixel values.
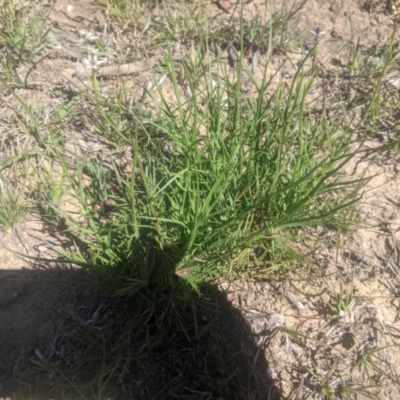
left=79, top=30, right=99, bottom=43
left=85, top=45, right=101, bottom=55
left=82, top=53, right=107, bottom=70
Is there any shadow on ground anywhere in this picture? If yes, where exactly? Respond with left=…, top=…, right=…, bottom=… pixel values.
left=0, top=267, right=281, bottom=399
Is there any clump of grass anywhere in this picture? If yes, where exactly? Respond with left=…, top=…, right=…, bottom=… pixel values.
left=100, top=0, right=149, bottom=25
left=0, top=0, right=49, bottom=84
left=353, top=10, right=400, bottom=141
left=101, top=0, right=302, bottom=64
left=47, top=55, right=365, bottom=290
left=32, top=167, right=66, bottom=228
left=0, top=180, right=26, bottom=232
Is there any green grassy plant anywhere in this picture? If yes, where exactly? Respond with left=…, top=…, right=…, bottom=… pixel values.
left=47, top=56, right=367, bottom=290
left=0, top=180, right=26, bottom=231
left=100, top=0, right=151, bottom=25
left=101, top=0, right=302, bottom=63
left=324, top=271, right=365, bottom=321
left=356, top=344, right=400, bottom=383
left=0, top=0, right=50, bottom=84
